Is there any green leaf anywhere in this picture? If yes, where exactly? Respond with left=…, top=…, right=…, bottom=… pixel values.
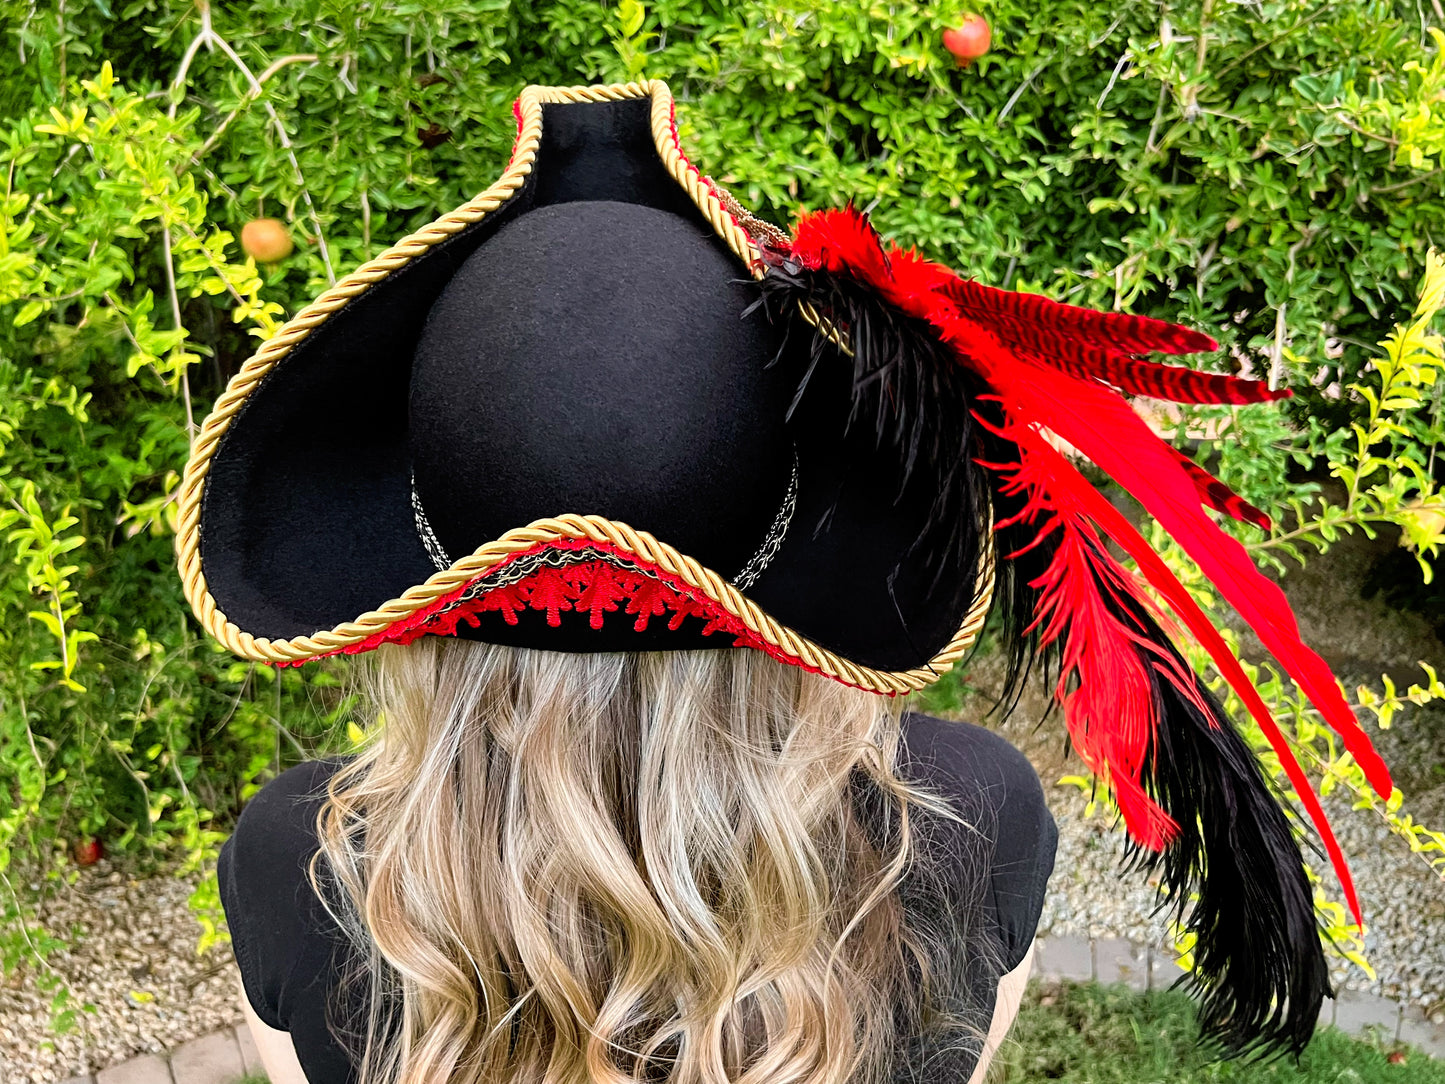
left=12, top=301, right=45, bottom=327
left=617, top=0, right=645, bottom=39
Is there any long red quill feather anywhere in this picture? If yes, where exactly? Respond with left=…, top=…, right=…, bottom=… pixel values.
left=787, top=206, right=1391, bottom=922
left=988, top=455, right=1206, bottom=851
left=793, top=209, right=1289, bottom=406
left=985, top=413, right=1365, bottom=920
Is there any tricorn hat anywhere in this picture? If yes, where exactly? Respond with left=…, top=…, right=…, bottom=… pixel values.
left=178, top=81, right=994, bottom=693
left=179, top=81, right=1391, bottom=1057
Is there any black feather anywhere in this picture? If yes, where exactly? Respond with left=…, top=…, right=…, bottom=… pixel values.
left=751, top=260, right=1056, bottom=708
left=1107, top=583, right=1331, bottom=1057
left=749, top=228, right=1328, bottom=1061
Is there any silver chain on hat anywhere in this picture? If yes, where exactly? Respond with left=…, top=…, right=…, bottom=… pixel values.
left=730, top=449, right=797, bottom=590
left=411, top=449, right=799, bottom=590
left=411, top=480, right=454, bottom=572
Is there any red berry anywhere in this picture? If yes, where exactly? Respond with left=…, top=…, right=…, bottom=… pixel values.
left=73, top=838, right=102, bottom=867
left=943, top=15, right=992, bottom=67
left=240, top=218, right=294, bottom=263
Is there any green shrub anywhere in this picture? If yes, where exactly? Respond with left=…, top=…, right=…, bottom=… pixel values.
left=0, top=0, right=1442, bottom=1025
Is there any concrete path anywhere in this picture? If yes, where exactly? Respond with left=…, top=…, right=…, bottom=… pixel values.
left=62, top=1025, right=262, bottom=1084
left=55, top=934, right=1445, bottom=1083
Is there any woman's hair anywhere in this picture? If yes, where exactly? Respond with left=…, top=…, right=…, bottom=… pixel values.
left=314, top=638, right=981, bottom=1084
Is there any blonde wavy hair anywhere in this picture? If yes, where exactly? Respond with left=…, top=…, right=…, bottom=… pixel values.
left=314, top=638, right=971, bottom=1084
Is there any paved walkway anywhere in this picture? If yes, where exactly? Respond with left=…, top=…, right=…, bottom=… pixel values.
left=1042, top=935, right=1445, bottom=1056
left=63, top=1025, right=262, bottom=1084
left=55, top=935, right=1445, bottom=1083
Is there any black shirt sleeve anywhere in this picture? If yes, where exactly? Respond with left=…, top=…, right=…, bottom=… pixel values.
left=900, top=712, right=1057, bottom=970
left=217, top=759, right=345, bottom=1031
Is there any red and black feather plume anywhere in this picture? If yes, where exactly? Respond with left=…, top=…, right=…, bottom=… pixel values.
left=755, top=204, right=1392, bottom=1057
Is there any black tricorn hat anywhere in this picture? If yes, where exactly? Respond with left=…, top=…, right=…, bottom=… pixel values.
left=177, top=81, right=993, bottom=694
left=181, top=81, right=1400, bottom=1057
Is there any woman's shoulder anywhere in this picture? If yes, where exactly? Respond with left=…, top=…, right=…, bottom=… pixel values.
left=217, top=759, right=348, bottom=1031
left=220, top=758, right=348, bottom=921
left=235, top=759, right=344, bottom=831
left=898, top=712, right=1058, bottom=969
left=899, top=712, right=1048, bottom=818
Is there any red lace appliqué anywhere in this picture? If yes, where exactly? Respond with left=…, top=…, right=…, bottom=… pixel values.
left=280, top=539, right=876, bottom=692
left=463, top=560, right=742, bottom=636
left=286, top=538, right=853, bottom=682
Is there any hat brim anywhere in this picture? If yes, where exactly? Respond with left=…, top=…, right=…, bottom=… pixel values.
left=176, top=80, right=994, bottom=695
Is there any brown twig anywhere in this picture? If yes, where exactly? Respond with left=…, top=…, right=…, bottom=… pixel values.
left=158, top=228, right=196, bottom=446
left=1372, top=168, right=1443, bottom=195
left=1195, top=0, right=1213, bottom=75
left=204, top=32, right=335, bottom=285
left=163, top=1, right=216, bottom=449
left=1145, top=80, right=1169, bottom=154
left=1195, top=236, right=1220, bottom=301
left=189, top=53, right=320, bottom=165
left=1269, top=230, right=1314, bottom=390
left=1214, top=6, right=1333, bottom=81
left=159, top=2, right=334, bottom=450
left=1328, top=111, right=1400, bottom=147
left=998, top=61, right=1048, bottom=125
left=1097, top=51, right=1132, bottom=111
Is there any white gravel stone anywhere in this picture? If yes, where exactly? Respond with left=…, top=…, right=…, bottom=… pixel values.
left=1035, top=745, right=1445, bottom=1023
left=0, top=861, right=241, bottom=1082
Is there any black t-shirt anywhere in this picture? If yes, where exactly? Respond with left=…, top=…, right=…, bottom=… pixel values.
left=218, top=712, right=1056, bottom=1083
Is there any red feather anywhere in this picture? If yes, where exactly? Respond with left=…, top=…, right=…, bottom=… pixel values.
left=1170, top=447, right=1273, bottom=531
left=1093, top=354, right=1290, bottom=405
left=999, top=480, right=1202, bottom=850
left=792, top=207, right=1284, bottom=405
left=986, top=416, right=1365, bottom=920
left=785, top=205, right=1392, bottom=923
left=967, top=356, right=1390, bottom=798
left=941, top=274, right=1219, bottom=356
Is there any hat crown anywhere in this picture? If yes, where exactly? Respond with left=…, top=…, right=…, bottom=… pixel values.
left=408, top=200, right=794, bottom=576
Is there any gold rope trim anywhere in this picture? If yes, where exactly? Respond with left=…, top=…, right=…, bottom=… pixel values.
left=174, top=80, right=995, bottom=694
left=225, top=511, right=994, bottom=694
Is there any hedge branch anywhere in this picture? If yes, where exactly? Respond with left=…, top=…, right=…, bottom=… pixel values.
left=189, top=53, right=320, bottom=165
left=159, top=2, right=334, bottom=445
left=199, top=31, right=336, bottom=286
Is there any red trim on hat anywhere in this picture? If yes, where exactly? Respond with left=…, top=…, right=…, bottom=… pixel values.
left=279, top=538, right=864, bottom=691
left=661, top=97, right=756, bottom=246
left=503, top=96, right=525, bottom=170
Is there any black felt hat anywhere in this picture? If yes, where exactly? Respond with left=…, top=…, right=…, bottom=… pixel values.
left=180, top=80, right=1398, bottom=1055
left=177, top=81, right=994, bottom=693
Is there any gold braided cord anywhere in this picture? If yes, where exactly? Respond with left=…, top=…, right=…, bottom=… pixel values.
left=173, top=80, right=996, bottom=695
left=204, top=511, right=995, bottom=695
left=796, top=299, right=854, bottom=355
left=639, top=86, right=761, bottom=271
left=177, top=82, right=553, bottom=635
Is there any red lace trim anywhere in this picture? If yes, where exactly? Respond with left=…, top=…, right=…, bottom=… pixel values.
left=279, top=539, right=870, bottom=691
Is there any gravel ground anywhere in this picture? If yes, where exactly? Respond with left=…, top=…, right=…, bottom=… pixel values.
left=0, top=862, right=241, bottom=1083
left=969, top=647, right=1445, bottom=1024
left=1039, top=780, right=1445, bottom=1019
